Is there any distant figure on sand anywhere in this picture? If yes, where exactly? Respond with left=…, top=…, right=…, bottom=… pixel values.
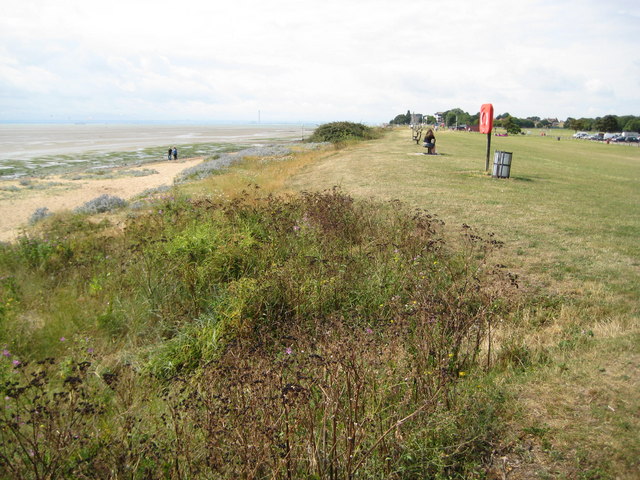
left=167, top=147, right=172, bottom=161
left=423, top=128, right=436, bottom=154
left=172, top=147, right=178, bottom=161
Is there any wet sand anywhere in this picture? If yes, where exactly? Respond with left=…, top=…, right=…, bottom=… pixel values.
left=0, top=157, right=204, bottom=242
left=1, top=124, right=306, bottom=161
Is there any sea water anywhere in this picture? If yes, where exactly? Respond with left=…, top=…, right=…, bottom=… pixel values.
left=0, top=124, right=309, bottom=179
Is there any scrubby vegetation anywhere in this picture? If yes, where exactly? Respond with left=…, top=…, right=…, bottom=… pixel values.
left=74, top=194, right=127, bottom=214
left=0, top=186, right=518, bottom=478
left=28, top=207, right=52, bottom=225
left=176, top=145, right=293, bottom=183
left=307, top=122, right=381, bottom=144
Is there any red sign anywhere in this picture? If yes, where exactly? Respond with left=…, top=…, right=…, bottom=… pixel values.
left=479, top=104, right=494, bottom=134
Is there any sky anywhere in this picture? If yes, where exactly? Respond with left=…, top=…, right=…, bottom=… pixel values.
left=1, top=0, right=639, bottom=124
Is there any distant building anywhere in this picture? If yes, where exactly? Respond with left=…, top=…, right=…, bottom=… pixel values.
left=434, top=112, right=445, bottom=124
left=546, top=118, right=560, bottom=128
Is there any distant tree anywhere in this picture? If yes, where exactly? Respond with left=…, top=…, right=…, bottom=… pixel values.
left=573, top=118, right=591, bottom=131
left=496, top=112, right=511, bottom=120
left=565, top=117, right=576, bottom=130
left=603, top=115, right=619, bottom=132
left=518, top=118, right=535, bottom=128
left=444, top=108, right=471, bottom=127
left=594, top=115, right=618, bottom=132
left=623, top=118, right=640, bottom=132
left=503, top=116, right=522, bottom=135
left=539, top=119, right=551, bottom=128
left=616, top=115, right=634, bottom=131
left=390, top=110, right=411, bottom=125
left=424, top=115, right=436, bottom=124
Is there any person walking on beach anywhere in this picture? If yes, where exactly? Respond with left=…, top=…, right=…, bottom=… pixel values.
left=172, top=147, right=178, bottom=161
left=167, top=147, right=172, bottom=161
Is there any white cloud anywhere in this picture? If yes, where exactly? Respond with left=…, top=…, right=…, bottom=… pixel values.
left=1, top=0, right=639, bottom=122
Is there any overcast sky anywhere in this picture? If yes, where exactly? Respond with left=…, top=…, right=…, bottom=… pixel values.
left=1, top=0, right=639, bottom=124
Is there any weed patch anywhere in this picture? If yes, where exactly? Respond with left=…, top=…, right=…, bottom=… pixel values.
left=0, top=187, right=520, bottom=478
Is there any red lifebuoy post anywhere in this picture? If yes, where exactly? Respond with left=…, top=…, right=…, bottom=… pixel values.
left=480, top=104, right=494, bottom=172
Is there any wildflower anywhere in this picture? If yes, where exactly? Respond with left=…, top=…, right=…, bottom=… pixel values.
left=60, top=337, right=66, bottom=342
left=448, top=353, right=454, bottom=358
left=2, top=349, right=10, bottom=357
left=366, top=328, right=373, bottom=334
left=285, top=347, right=293, bottom=355
left=293, top=225, right=300, bottom=231
left=12, top=360, right=20, bottom=367
left=458, top=371, right=466, bottom=377
left=87, top=348, right=94, bottom=354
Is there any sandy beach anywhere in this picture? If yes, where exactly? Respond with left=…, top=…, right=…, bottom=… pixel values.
left=0, top=157, right=204, bottom=242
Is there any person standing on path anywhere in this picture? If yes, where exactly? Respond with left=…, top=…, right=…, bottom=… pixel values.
left=167, top=147, right=172, bottom=161
left=172, top=146, right=178, bottom=161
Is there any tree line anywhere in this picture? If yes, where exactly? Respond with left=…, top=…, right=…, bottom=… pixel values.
left=389, top=109, right=640, bottom=134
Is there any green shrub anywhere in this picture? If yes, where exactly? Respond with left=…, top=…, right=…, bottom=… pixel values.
left=307, top=121, right=380, bottom=143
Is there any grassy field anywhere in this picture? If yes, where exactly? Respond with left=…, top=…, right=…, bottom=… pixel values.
left=289, top=129, right=639, bottom=296
left=1, top=127, right=638, bottom=478
left=192, top=127, right=640, bottom=477
left=285, top=128, right=640, bottom=478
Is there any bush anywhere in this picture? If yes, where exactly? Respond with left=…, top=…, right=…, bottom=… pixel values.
left=74, top=194, right=126, bottom=214
left=307, top=121, right=380, bottom=143
left=28, top=207, right=52, bottom=225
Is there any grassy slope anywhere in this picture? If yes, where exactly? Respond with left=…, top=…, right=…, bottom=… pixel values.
left=282, top=128, right=640, bottom=478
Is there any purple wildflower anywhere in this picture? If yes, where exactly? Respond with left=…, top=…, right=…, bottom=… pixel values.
left=285, top=347, right=293, bottom=355
left=12, top=360, right=20, bottom=367
left=2, top=349, right=10, bottom=357
left=60, top=337, right=66, bottom=342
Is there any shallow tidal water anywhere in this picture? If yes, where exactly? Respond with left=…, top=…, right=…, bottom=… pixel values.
left=0, top=124, right=309, bottom=179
